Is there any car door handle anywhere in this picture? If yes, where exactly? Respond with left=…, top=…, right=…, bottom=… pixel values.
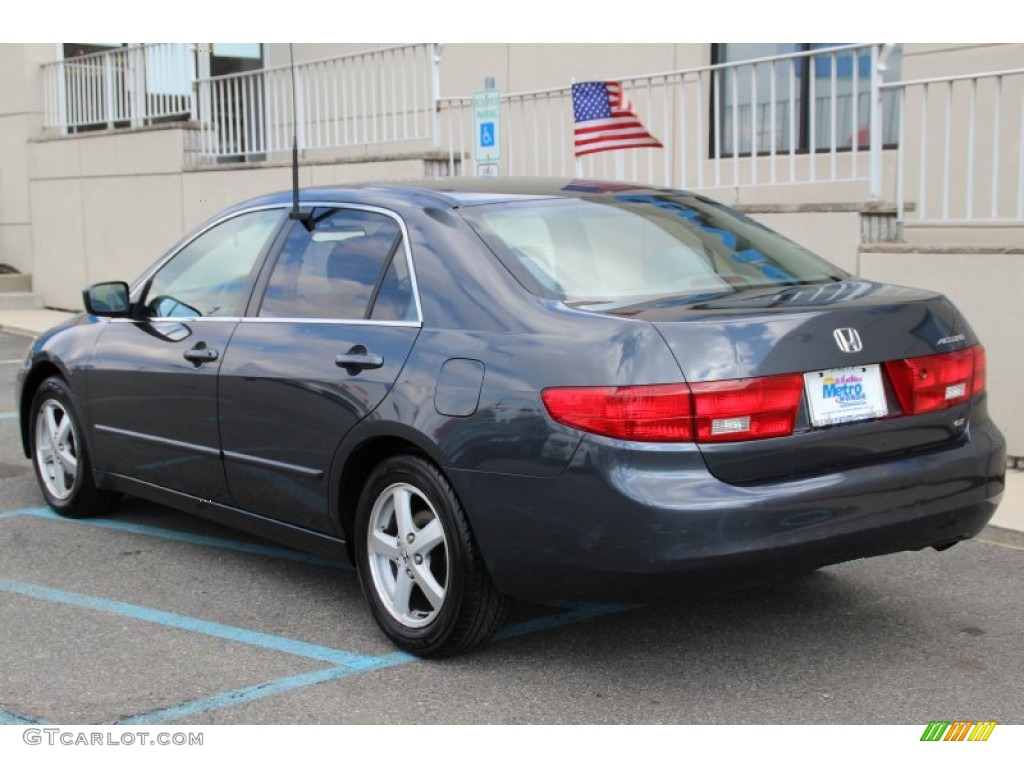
left=335, top=346, right=383, bottom=372
left=183, top=344, right=219, bottom=364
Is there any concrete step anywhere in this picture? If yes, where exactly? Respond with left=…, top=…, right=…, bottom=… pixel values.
left=0, top=292, right=44, bottom=310
left=0, top=273, right=33, bottom=293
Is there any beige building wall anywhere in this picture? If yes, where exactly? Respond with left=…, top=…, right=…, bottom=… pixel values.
left=0, top=44, right=51, bottom=275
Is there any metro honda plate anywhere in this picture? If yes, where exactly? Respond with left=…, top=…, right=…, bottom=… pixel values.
left=16, top=178, right=1005, bottom=656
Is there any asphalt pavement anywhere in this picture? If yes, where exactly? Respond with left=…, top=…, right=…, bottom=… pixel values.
left=1, top=326, right=1022, bottom=725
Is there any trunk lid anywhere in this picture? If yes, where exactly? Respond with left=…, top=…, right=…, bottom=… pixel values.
left=597, top=280, right=981, bottom=483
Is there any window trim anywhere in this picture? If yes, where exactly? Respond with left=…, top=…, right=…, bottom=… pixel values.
left=248, top=203, right=423, bottom=327
left=122, top=202, right=424, bottom=328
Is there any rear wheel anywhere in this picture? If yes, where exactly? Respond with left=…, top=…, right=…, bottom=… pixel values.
left=354, top=454, right=508, bottom=657
left=29, top=377, right=119, bottom=518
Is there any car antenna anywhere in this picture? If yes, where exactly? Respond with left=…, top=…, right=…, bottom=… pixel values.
left=288, top=44, right=313, bottom=230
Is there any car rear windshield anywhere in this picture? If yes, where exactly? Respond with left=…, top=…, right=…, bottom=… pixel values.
left=460, top=193, right=848, bottom=307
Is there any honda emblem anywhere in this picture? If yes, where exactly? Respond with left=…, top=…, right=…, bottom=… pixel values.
left=833, top=328, right=863, bottom=353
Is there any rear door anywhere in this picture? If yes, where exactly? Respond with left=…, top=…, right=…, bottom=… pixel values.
left=217, top=205, right=421, bottom=532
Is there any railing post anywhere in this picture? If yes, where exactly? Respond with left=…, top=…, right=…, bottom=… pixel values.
left=430, top=43, right=444, bottom=147
left=869, top=43, right=885, bottom=199
left=195, top=48, right=212, bottom=156
left=187, top=44, right=197, bottom=122
left=103, top=50, right=115, bottom=128
left=129, top=46, right=145, bottom=127
left=54, top=59, right=69, bottom=134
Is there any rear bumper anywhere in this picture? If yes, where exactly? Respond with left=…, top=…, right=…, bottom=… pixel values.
left=451, top=419, right=1005, bottom=601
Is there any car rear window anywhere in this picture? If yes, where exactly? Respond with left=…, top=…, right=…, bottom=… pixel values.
left=460, top=194, right=847, bottom=307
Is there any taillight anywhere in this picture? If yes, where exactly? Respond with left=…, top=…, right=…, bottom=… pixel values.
left=540, top=384, right=694, bottom=442
left=541, top=374, right=804, bottom=443
left=691, top=375, right=804, bottom=442
left=883, top=345, right=986, bottom=415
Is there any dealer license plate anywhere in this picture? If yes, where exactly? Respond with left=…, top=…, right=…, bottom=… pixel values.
left=803, top=364, right=888, bottom=427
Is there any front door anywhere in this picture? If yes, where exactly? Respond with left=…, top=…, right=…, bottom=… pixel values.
left=86, top=207, right=287, bottom=502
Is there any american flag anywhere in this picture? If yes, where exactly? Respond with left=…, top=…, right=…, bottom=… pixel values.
left=572, top=81, right=663, bottom=157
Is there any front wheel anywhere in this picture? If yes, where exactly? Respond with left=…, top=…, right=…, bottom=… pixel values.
left=29, top=376, right=119, bottom=518
left=354, top=454, right=508, bottom=657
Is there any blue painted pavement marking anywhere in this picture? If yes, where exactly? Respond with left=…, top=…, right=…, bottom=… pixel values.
left=0, top=507, right=346, bottom=569
left=0, top=709, right=45, bottom=725
left=0, top=577, right=386, bottom=669
left=116, top=652, right=414, bottom=725
left=0, top=509, right=643, bottom=724
left=0, top=412, right=18, bottom=420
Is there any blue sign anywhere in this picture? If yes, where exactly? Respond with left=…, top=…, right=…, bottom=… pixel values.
left=473, top=88, right=501, bottom=165
left=480, top=122, right=495, bottom=148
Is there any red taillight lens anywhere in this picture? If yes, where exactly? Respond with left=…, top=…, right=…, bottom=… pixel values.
left=883, top=345, right=985, bottom=415
left=972, top=345, right=987, bottom=397
left=541, top=384, right=694, bottom=442
left=542, top=374, right=804, bottom=443
left=691, top=374, right=805, bottom=442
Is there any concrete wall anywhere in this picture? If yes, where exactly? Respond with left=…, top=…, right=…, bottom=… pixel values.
left=0, top=44, right=52, bottom=274
left=28, top=126, right=449, bottom=308
left=861, top=247, right=1024, bottom=455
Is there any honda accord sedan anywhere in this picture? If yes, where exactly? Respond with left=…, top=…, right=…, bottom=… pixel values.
left=16, top=178, right=1005, bottom=656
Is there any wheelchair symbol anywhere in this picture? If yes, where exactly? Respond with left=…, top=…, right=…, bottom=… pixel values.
left=480, top=122, right=495, bottom=148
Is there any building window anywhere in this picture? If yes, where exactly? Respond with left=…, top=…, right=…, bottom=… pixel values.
left=712, top=44, right=902, bottom=157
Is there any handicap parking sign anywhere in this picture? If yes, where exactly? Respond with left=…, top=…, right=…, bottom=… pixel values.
left=473, top=89, right=501, bottom=165
left=480, top=122, right=495, bottom=148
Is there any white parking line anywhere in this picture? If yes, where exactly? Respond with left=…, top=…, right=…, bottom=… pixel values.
left=0, top=359, right=24, bottom=364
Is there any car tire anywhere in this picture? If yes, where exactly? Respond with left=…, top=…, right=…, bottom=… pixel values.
left=29, top=376, right=119, bottom=519
left=354, top=454, right=508, bottom=657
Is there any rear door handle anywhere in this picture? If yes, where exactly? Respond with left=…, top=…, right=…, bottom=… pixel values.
left=335, top=345, right=383, bottom=372
left=183, top=343, right=219, bottom=365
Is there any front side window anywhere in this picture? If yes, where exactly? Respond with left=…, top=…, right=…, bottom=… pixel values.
left=462, top=195, right=846, bottom=307
left=258, top=207, right=412, bottom=321
left=143, top=209, right=284, bottom=318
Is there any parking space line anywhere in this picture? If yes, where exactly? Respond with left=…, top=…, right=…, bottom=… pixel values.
left=0, top=512, right=646, bottom=725
left=116, top=653, right=414, bottom=725
left=0, top=412, right=17, bottom=420
left=121, top=607, right=645, bottom=724
left=0, top=708, right=46, bottom=725
left=0, top=507, right=347, bottom=569
left=0, top=577, right=388, bottom=669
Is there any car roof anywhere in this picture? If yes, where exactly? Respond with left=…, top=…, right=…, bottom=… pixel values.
left=224, top=177, right=687, bottom=214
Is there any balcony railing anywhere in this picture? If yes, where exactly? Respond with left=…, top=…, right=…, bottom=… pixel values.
left=39, top=43, right=1024, bottom=226
left=437, top=44, right=893, bottom=193
left=192, top=43, right=439, bottom=160
left=886, top=67, right=1024, bottom=224
left=42, top=44, right=196, bottom=131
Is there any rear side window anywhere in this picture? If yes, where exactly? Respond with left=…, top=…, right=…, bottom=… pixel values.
left=258, top=208, right=412, bottom=320
left=461, top=195, right=847, bottom=306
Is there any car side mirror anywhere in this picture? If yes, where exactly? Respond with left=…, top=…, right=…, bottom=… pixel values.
left=83, top=281, right=131, bottom=317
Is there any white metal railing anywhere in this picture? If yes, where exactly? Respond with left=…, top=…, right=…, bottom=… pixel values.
left=193, top=43, right=439, bottom=160
left=885, top=67, right=1024, bottom=224
left=438, top=44, right=893, bottom=192
left=42, top=44, right=196, bottom=131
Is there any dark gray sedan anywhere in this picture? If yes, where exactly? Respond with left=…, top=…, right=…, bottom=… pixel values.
left=16, top=178, right=1005, bottom=656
